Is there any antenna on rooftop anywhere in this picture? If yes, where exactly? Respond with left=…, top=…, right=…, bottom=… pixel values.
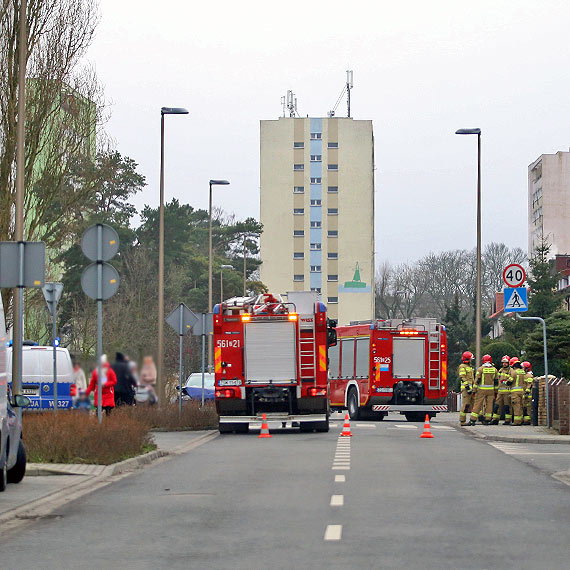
left=281, top=90, right=298, bottom=117
left=328, top=70, right=354, bottom=118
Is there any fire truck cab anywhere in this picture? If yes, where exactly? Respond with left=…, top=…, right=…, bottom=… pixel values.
left=213, top=292, right=333, bottom=433
left=329, top=317, right=448, bottom=422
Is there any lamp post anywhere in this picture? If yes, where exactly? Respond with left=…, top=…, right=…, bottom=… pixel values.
left=455, top=127, right=482, bottom=369
left=241, top=232, right=255, bottom=297
left=208, top=179, right=230, bottom=371
left=157, top=107, right=188, bottom=403
left=220, top=264, right=234, bottom=304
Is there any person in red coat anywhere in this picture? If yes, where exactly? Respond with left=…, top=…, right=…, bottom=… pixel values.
left=85, top=355, right=117, bottom=415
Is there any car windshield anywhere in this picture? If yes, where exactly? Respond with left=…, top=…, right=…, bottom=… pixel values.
left=185, top=374, right=215, bottom=388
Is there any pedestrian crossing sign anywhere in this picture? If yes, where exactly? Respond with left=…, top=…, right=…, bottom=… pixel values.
left=503, top=287, right=528, bottom=313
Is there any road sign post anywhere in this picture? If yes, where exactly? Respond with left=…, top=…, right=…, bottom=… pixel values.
left=81, top=224, right=119, bottom=423
left=503, top=287, right=528, bottom=313
left=42, top=282, right=63, bottom=414
left=0, top=241, right=45, bottom=413
left=192, top=313, right=213, bottom=407
left=503, top=263, right=526, bottom=288
left=166, top=303, right=198, bottom=415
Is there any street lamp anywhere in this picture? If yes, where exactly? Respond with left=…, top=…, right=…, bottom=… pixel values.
left=455, top=127, right=482, bottom=369
left=241, top=231, right=255, bottom=297
left=157, top=106, right=188, bottom=403
left=208, top=179, right=230, bottom=370
left=220, top=264, right=234, bottom=304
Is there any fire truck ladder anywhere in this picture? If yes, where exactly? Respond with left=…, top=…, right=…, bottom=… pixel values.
left=298, top=324, right=316, bottom=383
left=428, top=324, right=442, bottom=390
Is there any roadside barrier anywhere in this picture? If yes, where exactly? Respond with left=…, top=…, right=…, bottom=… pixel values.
left=258, top=413, right=272, bottom=438
left=420, top=414, right=434, bottom=439
left=340, top=413, right=352, bottom=437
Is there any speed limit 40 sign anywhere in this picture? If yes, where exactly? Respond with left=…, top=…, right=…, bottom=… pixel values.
left=503, top=263, right=526, bottom=287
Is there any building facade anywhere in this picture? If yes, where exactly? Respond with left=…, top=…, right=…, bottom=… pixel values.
left=528, top=151, right=570, bottom=256
left=260, top=117, right=374, bottom=324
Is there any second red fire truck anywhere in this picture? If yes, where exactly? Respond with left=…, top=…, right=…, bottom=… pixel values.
left=328, top=317, right=448, bottom=422
left=213, top=292, right=336, bottom=433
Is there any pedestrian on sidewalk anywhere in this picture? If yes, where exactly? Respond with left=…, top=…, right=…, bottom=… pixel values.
left=468, top=354, right=497, bottom=426
left=85, top=355, right=117, bottom=415
left=112, top=352, right=137, bottom=406
left=458, top=351, right=475, bottom=426
left=492, top=355, right=512, bottom=425
left=140, top=355, right=158, bottom=405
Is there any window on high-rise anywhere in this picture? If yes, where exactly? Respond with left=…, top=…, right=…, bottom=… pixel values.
left=293, top=230, right=304, bottom=237
left=328, top=186, right=338, bottom=193
left=328, top=252, right=338, bottom=259
left=328, top=274, right=338, bottom=281
left=328, top=164, right=338, bottom=171
left=293, top=208, right=304, bottom=215
left=310, top=221, right=322, bottom=228
left=310, top=243, right=321, bottom=250
left=310, top=133, right=322, bottom=140
left=328, top=142, right=339, bottom=149
left=310, top=155, right=322, bottom=162
left=293, top=274, right=304, bottom=281
left=310, top=177, right=322, bottom=184
left=311, top=287, right=322, bottom=293
left=328, top=296, right=338, bottom=303
left=310, top=199, right=321, bottom=206
left=294, top=164, right=304, bottom=171
left=293, top=142, right=304, bottom=148
left=328, top=230, right=338, bottom=237
left=328, top=208, right=338, bottom=215
left=294, top=252, right=304, bottom=259
left=310, top=265, right=321, bottom=272
left=294, top=186, right=304, bottom=193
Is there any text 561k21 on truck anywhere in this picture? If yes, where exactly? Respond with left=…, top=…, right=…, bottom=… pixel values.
left=213, top=291, right=337, bottom=433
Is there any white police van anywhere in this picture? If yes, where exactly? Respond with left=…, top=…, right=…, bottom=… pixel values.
left=0, top=302, right=30, bottom=491
left=7, top=345, right=74, bottom=410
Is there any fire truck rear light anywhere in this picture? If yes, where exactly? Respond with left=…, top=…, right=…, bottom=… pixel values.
left=288, top=313, right=298, bottom=321
left=400, top=330, right=419, bottom=336
left=308, top=387, right=326, bottom=397
left=241, top=314, right=251, bottom=322
left=215, top=388, right=235, bottom=398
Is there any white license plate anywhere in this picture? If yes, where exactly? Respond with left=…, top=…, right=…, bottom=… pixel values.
left=22, top=388, right=39, bottom=395
left=218, top=379, right=242, bottom=386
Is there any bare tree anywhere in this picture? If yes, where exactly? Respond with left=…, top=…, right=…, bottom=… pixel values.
left=0, top=0, right=104, bottom=322
left=482, top=242, right=527, bottom=302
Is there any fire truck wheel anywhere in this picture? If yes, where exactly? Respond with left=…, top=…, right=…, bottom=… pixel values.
left=314, top=417, right=330, bottom=432
left=347, top=388, right=360, bottom=421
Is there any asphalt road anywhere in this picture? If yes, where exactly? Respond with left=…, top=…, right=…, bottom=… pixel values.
left=1, top=416, right=569, bottom=570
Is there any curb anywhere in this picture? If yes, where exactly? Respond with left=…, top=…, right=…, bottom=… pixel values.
left=456, top=426, right=570, bottom=445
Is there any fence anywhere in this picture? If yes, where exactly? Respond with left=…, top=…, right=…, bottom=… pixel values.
left=445, top=392, right=461, bottom=412
left=536, top=376, right=570, bottom=434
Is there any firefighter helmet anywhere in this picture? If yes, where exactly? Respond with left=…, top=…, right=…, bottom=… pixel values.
left=522, top=361, right=531, bottom=371
left=482, top=354, right=492, bottom=364
left=462, top=351, right=474, bottom=362
left=501, top=355, right=510, bottom=364
left=509, top=357, right=520, bottom=367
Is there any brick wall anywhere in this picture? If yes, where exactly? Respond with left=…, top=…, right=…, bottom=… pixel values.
left=538, top=376, right=570, bottom=434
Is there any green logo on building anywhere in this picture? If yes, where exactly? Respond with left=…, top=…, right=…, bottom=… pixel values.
left=339, top=262, right=371, bottom=293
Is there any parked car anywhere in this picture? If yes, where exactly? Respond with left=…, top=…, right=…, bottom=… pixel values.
left=180, top=373, right=215, bottom=401
left=0, top=302, right=30, bottom=492
left=7, top=345, right=74, bottom=410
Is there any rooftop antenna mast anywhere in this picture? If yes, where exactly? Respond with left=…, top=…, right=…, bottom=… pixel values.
left=281, top=90, right=298, bottom=117
left=328, top=70, right=354, bottom=118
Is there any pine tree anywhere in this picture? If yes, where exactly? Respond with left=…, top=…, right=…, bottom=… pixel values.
left=527, top=236, right=562, bottom=319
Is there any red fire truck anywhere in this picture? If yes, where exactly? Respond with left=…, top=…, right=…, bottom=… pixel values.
left=329, top=318, right=448, bottom=422
left=213, top=292, right=335, bottom=433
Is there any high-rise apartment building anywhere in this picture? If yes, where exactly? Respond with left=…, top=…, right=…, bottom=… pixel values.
left=528, top=151, right=570, bottom=256
left=260, top=117, right=374, bottom=324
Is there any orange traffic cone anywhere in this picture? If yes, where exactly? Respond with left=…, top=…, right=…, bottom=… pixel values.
left=420, top=414, right=434, bottom=439
left=340, top=413, right=352, bottom=437
left=258, top=413, right=272, bottom=438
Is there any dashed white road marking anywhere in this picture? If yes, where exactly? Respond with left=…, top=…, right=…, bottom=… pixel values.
left=330, top=494, right=344, bottom=506
left=355, top=423, right=376, bottom=428
left=388, top=424, right=418, bottom=430
left=332, top=465, right=350, bottom=470
left=335, top=475, right=346, bottom=482
left=431, top=425, right=454, bottom=430
left=488, top=442, right=570, bottom=456
left=324, top=524, right=342, bottom=541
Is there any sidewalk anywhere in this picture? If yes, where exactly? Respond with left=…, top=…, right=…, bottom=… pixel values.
left=439, top=412, right=570, bottom=444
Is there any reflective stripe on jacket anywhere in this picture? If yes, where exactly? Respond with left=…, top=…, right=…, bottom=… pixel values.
left=476, top=364, right=497, bottom=389
left=458, top=363, right=475, bottom=391
left=510, top=368, right=526, bottom=392
left=497, top=367, right=511, bottom=393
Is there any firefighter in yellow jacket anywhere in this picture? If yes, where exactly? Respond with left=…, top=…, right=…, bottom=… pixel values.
left=458, top=351, right=475, bottom=426
left=492, top=355, right=512, bottom=425
left=522, top=361, right=534, bottom=425
left=509, top=357, right=526, bottom=426
left=468, top=354, right=497, bottom=425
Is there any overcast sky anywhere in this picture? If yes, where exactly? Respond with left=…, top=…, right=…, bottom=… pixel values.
left=88, top=0, right=570, bottom=265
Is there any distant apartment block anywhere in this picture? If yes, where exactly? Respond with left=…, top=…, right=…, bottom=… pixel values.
left=260, top=117, right=374, bottom=324
left=528, top=151, right=570, bottom=256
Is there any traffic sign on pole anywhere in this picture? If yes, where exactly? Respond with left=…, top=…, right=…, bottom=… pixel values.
left=166, top=303, right=198, bottom=336
left=503, top=264, right=526, bottom=288
left=81, top=224, right=120, bottom=262
left=42, top=282, right=63, bottom=415
left=504, top=287, right=528, bottom=313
